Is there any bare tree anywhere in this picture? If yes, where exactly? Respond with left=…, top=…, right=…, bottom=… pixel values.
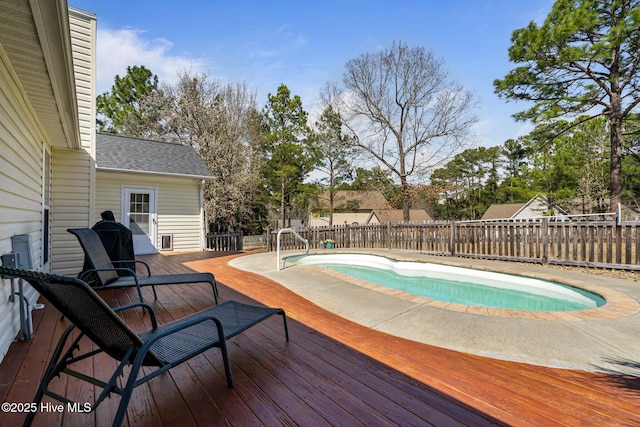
left=159, top=72, right=265, bottom=233
left=325, top=41, right=477, bottom=220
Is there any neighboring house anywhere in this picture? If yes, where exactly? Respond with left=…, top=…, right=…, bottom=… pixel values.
left=309, top=209, right=432, bottom=227
left=367, top=209, right=432, bottom=224
left=309, top=190, right=392, bottom=227
left=481, top=194, right=569, bottom=220
left=311, top=190, right=391, bottom=212
left=308, top=192, right=432, bottom=226
left=310, top=212, right=372, bottom=227
left=96, top=133, right=214, bottom=254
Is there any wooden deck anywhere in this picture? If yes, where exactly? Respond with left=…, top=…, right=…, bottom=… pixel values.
left=1, top=251, right=639, bottom=426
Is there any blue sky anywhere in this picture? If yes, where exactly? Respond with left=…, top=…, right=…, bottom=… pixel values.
left=69, top=0, right=555, bottom=147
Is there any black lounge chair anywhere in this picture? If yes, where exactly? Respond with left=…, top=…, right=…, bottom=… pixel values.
left=68, top=228, right=218, bottom=304
left=0, top=266, right=289, bottom=427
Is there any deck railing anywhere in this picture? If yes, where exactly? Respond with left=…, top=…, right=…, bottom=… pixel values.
left=206, top=231, right=243, bottom=251
left=268, top=216, right=640, bottom=271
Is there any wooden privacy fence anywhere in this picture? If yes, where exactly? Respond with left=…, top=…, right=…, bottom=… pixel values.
left=206, top=231, right=243, bottom=251
left=269, top=217, right=640, bottom=271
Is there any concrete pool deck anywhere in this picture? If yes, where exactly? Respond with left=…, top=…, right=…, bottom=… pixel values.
left=230, top=249, right=640, bottom=375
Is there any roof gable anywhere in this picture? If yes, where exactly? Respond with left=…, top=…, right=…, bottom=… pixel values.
left=516, top=194, right=569, bottom=217
left=482, top=194, right=569, bottom=220
left=96, top=133, right=213, bottom=179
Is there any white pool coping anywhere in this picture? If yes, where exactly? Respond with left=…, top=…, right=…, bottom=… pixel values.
left=296, top=253, right=602, bottom=310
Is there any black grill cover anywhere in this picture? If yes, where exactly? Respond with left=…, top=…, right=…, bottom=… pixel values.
left=88, top=219, right=136, bottom=276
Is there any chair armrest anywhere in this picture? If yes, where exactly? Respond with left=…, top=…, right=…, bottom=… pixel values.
left=114, top=303, right=157, bottom=328
left=112, top=260, right=151, bottom=276
left=145, top=314, right=225, bottom=341
left=79, top=267, right=138, bottom=282
left=134, top=314, right=233, bottom=388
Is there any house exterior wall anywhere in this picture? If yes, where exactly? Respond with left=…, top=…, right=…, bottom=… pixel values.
left=0, top=45, right=47, bottom=361
left=513, top=199, right=566, bottom=219
left=50, top=9, right=96, bottom=275
left=514, top=201, right=548, bottom=218
left=368, top=214, right=381, bottom=224
left=309, top=212, right=372, bottom=227
left=96, top=171, right=205, bottom=253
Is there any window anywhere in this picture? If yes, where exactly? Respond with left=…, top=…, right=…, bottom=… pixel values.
left=128, top=192, right=150, bottom=234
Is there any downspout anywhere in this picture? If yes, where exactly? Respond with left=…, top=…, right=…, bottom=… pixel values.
left=199, top=179, right=206, bottom=250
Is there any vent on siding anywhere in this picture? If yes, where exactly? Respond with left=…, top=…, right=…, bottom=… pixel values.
left=160, top=234, right=173, bottom=251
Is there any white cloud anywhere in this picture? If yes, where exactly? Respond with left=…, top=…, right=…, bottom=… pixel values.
left=472, top=115, right=534, bottom=148
left=95, top=27, right=207, bottom=94
left=294, top=34, right=306, bottom=46
left=471, top=118, right=499, bottom=147
left=250, top=49, right=280, bottom=59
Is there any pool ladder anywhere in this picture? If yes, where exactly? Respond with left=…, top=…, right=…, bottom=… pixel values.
left=276, top=228, right=309, bottom=271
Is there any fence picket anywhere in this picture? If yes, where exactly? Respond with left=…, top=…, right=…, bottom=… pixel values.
left=268, top=217, right=640, bottom=271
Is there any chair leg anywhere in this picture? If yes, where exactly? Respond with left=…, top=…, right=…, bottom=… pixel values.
left=210, top=319, right=233, bottom=387
left=211, top=281, right=218, bottom=304
left=280, top=311, right=289, bottom=341
left=219, top=343, right=233, bottom=388
left=135, top=285, right=145, bottom=305
left=151, top=285, right=158, bottom=300
left=24, top=326, right=78, bottom=426
left=112, top=357, right=144, bottom=427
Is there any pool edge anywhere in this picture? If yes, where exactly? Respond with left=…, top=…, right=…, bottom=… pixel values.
left=296, top=250, right=640, bottom=321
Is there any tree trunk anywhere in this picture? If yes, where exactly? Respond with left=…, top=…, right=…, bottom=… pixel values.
left=609, top=100, right=623, bottom=211
left=401, top=177, right=410, bottom=221
left=608, top=44, right=623, bottom=212
left=329, top=190, right=334, bottom=226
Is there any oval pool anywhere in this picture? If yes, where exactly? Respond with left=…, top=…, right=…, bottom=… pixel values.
left=294, top=254, right=605, bottom=311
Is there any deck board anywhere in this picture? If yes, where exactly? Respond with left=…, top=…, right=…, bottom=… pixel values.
left=0, top=250, right=637, bottom=426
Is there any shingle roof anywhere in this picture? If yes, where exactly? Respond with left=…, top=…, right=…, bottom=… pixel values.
left=369, top=209, right=432, bottom=223
left=481, top=203, right=525, bottom=220
left=482, top=194, right=570, bottom=220
left=311, top=190, right=391, bottom=211
left=96, top=133, right=213, bottom=178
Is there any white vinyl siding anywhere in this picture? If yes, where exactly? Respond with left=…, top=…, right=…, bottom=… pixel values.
left=96, top=171, right=204, bottom=252
left=0, top=45, right=46, bottom=361
left=50, top=149, right=92, bottom=274
left=50, top=10, right=96, bottom=275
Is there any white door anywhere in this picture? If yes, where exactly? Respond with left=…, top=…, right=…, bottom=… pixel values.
left=122, top=187, right=157, bottom=254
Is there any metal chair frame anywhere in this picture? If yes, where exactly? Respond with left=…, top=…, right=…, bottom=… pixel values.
left=0, top=267, right=288, bottom=427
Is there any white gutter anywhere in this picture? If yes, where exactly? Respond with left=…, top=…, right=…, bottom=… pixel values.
left=96, top=166, right=214, bottom=181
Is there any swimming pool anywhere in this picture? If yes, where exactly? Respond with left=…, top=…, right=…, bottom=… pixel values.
left=294, top=254, right=605, bottom=311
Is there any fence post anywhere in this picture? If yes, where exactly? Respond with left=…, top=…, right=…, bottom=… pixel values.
left=449, top=220, right=456, bottom=257
left=616, top=221, right=622, bottom=264
left=541, top=218, right=548, bottom=265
